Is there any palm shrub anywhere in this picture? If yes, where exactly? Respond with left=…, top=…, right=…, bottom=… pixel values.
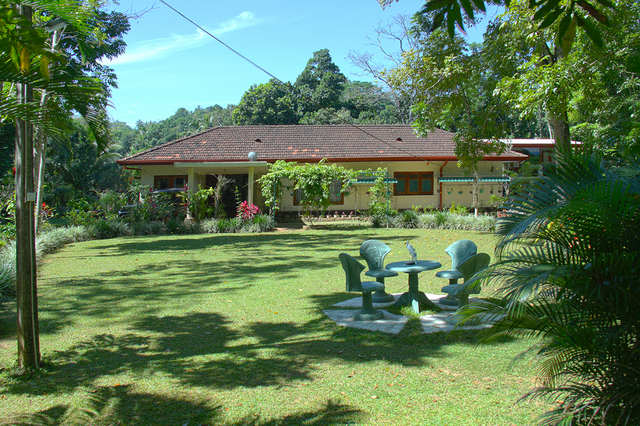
left=434, top=210, right=450, bottom=227
left=417, top=212, right=439, bottom=228
left=130, top=221, right=165, bottom=236
left=393, top=209, right=419, bottom=228
left=87, top=219, right=132, bottom=239
left=454, top=148, right=640, bottom=425
left=244, top=214, right=274, bottom=232
left=0, top=241, right=16, bottom=297
left=200, top=218, right=219, bottom=234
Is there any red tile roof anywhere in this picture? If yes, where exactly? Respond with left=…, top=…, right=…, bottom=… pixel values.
left=117, top=125, right=527, bottom=165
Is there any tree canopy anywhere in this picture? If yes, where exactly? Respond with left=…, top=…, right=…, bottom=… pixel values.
left=232, top=49, right=405, bottom=126
left=232, top=79, right=299, bottom=125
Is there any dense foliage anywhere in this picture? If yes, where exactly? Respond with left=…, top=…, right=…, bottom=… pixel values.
left=454, top=149, right=640, bottom=425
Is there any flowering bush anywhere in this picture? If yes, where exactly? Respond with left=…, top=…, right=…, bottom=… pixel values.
left=41, top=202, right=55, bottom=220
left=237, top=201, right=260, bottom=221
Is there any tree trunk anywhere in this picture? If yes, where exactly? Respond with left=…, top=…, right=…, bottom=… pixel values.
left=15, top=79, right=40, bottom=361
left=549, top=111, right=572, bottom=151
left=34, top=131, right=47, bottom=234
left=473, top=176, right=479, bottom=218
left=15, top=4, right=40, bottom=370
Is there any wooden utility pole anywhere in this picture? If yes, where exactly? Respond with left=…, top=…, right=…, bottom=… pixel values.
left=14, top=4, right=40, bottom=370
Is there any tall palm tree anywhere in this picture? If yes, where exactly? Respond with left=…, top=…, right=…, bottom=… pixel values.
left=454, top=147, right=640, bottom=425
left=1, top=0, right=116, bottom=369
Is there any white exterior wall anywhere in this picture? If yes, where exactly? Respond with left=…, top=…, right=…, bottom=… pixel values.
left=274, top=160, right=506, bottom=213
left=138, top=160, right=507, bottom=213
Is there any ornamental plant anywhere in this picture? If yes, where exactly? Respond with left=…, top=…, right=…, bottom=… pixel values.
left=237, top=201, right=260, bottom=221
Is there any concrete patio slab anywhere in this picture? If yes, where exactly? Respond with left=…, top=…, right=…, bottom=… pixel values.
left=325, top=293, right=491, bottom=335
left=322, top=309, right=409, bottom=334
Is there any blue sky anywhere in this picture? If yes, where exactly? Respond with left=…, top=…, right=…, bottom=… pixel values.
left=105, top=0, right=494, bottom=126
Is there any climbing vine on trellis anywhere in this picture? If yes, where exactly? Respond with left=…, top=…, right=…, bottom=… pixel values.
left=257, top=159, right=359, bottom=221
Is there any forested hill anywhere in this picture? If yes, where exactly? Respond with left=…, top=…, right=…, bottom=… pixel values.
left=111, top=104, right=237, bottom=156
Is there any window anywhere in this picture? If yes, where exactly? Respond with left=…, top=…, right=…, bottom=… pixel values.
left=154, top=175, right=187, bottom=190
left=394, top=172, right=434, bottom=195
left=522, top=147, right=541, bottom=158
left=293, top=179, right=344, bottom=205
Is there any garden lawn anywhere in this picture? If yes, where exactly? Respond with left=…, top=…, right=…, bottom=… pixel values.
left=0, top=224, right=549, bottom=425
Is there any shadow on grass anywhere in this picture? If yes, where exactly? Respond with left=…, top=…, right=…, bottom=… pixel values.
left=1, top=229, right=511, bottom=425
left=5, top=305, right=503, bottom=400
left=35, top=231, right=422, bottom=337
left=86, top=230, right=419, bottom=258
left=0, top=298, right=15, bottom=339
left=11, top=385, right=363, bottom=426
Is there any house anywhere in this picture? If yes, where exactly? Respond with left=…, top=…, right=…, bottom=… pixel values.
left=116, top=124, right=528, bottom=217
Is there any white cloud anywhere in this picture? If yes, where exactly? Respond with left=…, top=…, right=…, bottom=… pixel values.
left=104, top=11, right=260, bottom=66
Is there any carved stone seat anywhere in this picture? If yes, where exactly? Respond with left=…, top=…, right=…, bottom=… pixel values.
left=441, top=253, right=491, bottom=309
left=359, top=240, right=398, bottom=303
left=338, top=253, right=386, bottom=321
left=435, top=239, right=477, bottom=306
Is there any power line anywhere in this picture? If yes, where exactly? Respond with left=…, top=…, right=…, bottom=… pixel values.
left=158, top=0, right=283, bottom=84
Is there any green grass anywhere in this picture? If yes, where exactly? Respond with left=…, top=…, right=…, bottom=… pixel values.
left=0, top=224, right=548, bottom=425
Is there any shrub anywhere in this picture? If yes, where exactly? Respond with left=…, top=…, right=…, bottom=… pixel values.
left=225, top=217, right=241, bottom=233
left=240, top=223, right=261, bottom=233
left=241, top=214, right=274, bottom=233
left=212, top=218, right=241, bottom=234
left=370, top=214, right=386, bottom=228
left=184, top=185, right=214, bottom=222
left=434, top=211, right=450, bottom=227
left=36, top=226, right=91, bottom=257
left=66, top=208, right=100, bottom=226
left=96, top=190, right=124, bottom=217
left=472, top=215, right=495, bottom=232
left=448, top=202, right=469, bottom=215
left=0, top=241, right=16, bottom=297
left=215, top=219, right=229, bottom=234
left=446, top=214, right=472, bottom=230
left=0, top=226, right=91, bottom=297
left=200, top=218, right=219, bottom=234
left=171, top=221, right=201, bottom=235
left=131, top=221, right=165, bottom=236
left=87, top=220, right=132, bottom=239
left=0, top=187, right=15, bottom=247
left=417, top=213, right=439, bottom=228
left=237, top=201, right=261, bottom=221
left=393, top=209, right=419, bottom=228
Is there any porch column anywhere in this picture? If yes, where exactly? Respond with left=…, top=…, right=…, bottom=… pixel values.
left=248, top=166, right=255, bottom=205
left=247, top=151, right=258, bottom=206
left=187, top=167, right=196, bottom=194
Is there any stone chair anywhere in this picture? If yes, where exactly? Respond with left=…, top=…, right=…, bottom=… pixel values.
left=359, top=240, right=399, bottom=303
left=441, top=252, right=491, bottom=309
left=435, top=239, right=477, bottom=306
left=338, top=253, right=386, bottom=321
